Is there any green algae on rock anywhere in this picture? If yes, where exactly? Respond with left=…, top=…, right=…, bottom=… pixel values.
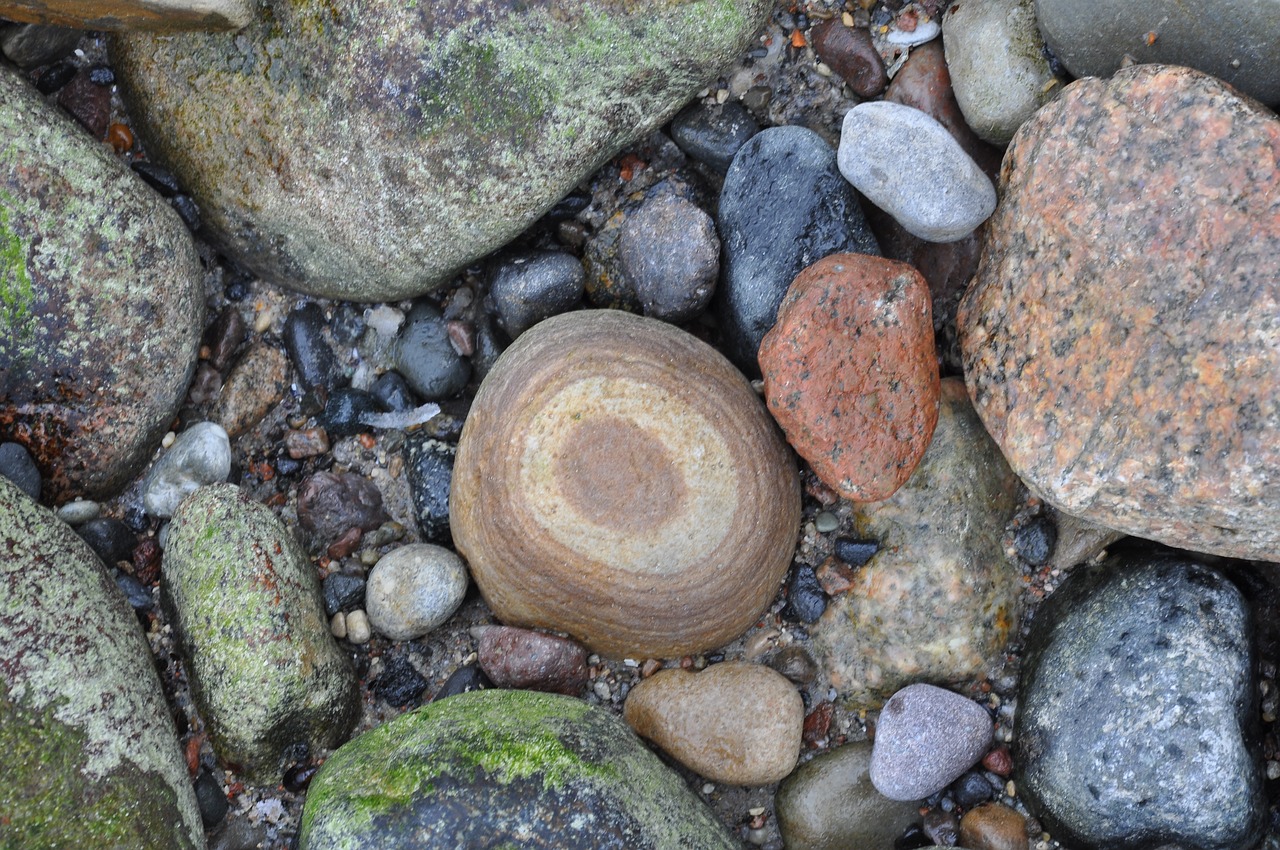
left=113, top=0, right=772, bottom=302
left=163, top=483, right=359, bottom=784
left=0, top=477, right=203, bottom=849
left=0, top=0, right=253, bottom=31
left=0, top=67, right=204, bottom=504
left=298, top=689, right=741, bottom=850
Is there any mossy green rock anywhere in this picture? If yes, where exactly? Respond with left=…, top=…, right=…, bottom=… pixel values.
left=298, top=689, right=741, bottom=850
left=112, top=0, right=771, bottom=301
left=0, top=477, right=203, bottom=849
left=0, top=67, right=203, bottom=504
left=163, top=483, right=359, bottom=784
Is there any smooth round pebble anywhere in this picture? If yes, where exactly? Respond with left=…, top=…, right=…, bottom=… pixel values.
left=870, top=683, right=993, bottom=800
left=811, top=19, right=887, bottom=97
left=618, top=194, right=719, bottom=323
left=486, top=249, right=585, bottom=338
left=142, top=422, right=232, bottom=518
left=474, top=625, right=589, bottom=696
left=959, top=803, right=1029, bottom=850
left=345, top=609, right=371, bottom=644
left=365, top=544, right=469, bottom=641
left=283, top=303, right=340, bottom=394
left=75, top=517, right=136, bottom=566
left=670, top=100, right=759, bottom=173
left=55, top=498, right=101, bottom=526
left=394, top=301, right=471, bottom=400
left=212, top=343, right=291, bottom=438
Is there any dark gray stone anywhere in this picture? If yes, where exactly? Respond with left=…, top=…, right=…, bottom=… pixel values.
left=394, top=301, right=470, bottom=401
left=670, top=100, right=759, bottom=174
left=296, top=471, right=390, bottom=544
left=322, top=387, right=379, bottom=438
left=1016, top=552, right=1265, bottom=850
left=76, top=517, right=135, bottom=566
left=283, top=303, right=341, bottom=394
left=785, top=564, right=826, bottom=624
left=0, top=23, right=82, bottom=70
left=487, top=249, right=585, bottom=338
left=370, top=371, right=417, bottom=413
left=322, top=573, right=366, bottom=616
left=0, top=441, right=40, bottom=500
left=434, top=664, right=492, bottom=702
left=714, top=125, right=880, bottom=373
left=403, top=431, right=455, bottom=545
left=195, top=768, right=228, bottom=828
left=618, top=194, right=719, bottom=323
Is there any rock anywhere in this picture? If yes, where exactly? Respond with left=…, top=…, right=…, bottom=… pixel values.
left=487, top=249, right=585, bottom=338
left=1016, top=552, right=1265, bottom=849
left=870, top=683, right=993, bottom=801
left=402, top=431, right=454, bottom=544
left=669, top=100, right=759, bottom=174
left=0, top=478, right=203, bottom=848
left=142, top=421, right=231, bottom=517
left=959, top=803, right=1028, bottom=850
left=433, top=664, right=492, bottom=702
left=0, top=0, right=252, bottom=30
left=1035, top=0, right=1280, bottom=106
left=114, top=1, right=771, bottom=301
left=206, top=306, right=246, bottom=371
left=284, top=427, right=329, bottom=459
left=0, top=23, right=81, bottom=69
left=0, top=441, right=40, bottom=500
left=54, top=497, right=99, bottom=525
left=0, top=68, right=203, bottom=504
left=194, top=768, right=228, bottom=828
left=715, top=125, right=880, bottom=372
left=812, top=379, right=1021, bottom=707
left=958, top=64, right=1280, bottom=561
left=371, top=652, right=428, bottom=708
left=394, top=300, right=471, bottom=400
left=760, top=253, right=939, bottom=501
left=785, top=564, right=826, bottom=624
left=370, top=370, right=417, bottom=412
left=75, top=516, right=136, bottom=566
left=56, top=70, right=110, bottom=139
left=474, top=625, right=589, bottom=696
left=923, top=809, right=961, bottom=845
left=767, top=645, right=819, bottom=685
left=833, top=537, right=879, bottom=566
left=295, top=471, right=389, bottom=544
left=951, top=769, right=995, bottom=808
left=299, top=689, right=740, bottom=849
left=211, top=343, right=290, bottom=437
left=623, top=661, right=803, bottom=785
left=1013, top=515, right=1056, bottom=565
left=941, top=0, right=1060, bottom=145
left=321, top=573, right=366, bottom=617
left=811, top=19, right=887, bottom=97
left=365, top=543, right=468, bottom=641
left=163, top=484, right=360, bottom=783
left=775, top=740, right=921, bottom=850
left=838, top=101, right=996, bottom=243
left=618, top=194, right=719, bottom=323
left=284, top=303, right=341, bottom=396
left=321, top=387, right=379, bottom=438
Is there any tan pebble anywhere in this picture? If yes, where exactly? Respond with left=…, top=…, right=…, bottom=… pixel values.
left=345, top=609, right=371, bottom=644
left=329, top=612, right=347, bottom=639
left=161, top=431, right=176, bottom=449
left=959, top=802, right=1029, bottom=850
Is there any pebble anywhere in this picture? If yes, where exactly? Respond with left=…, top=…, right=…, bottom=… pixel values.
left=344, top=609, right=371, bottom=645
left=833, top=537, right=879, bottom=566
left=624, top=661, right=803, bottom=785
left=0, top=442, right=41, bottom=500
left=886, top=19, right=939, bottom=45
left=114, top=571, right=154, bottom=610
left=921, top=808, right=960, bottom=845
left=329, top=302, right=366, bottom=345
left=365, top=544, right=468, bottom=641
left=618, top=194, right=719, bottom=323
left=486, top=249, right=585, bottom=338
left=142, top=422, right=231, bottom=518
left=372, top=652, right=429, bottom=708
left=55, top=498, right=100, bottom=526
left=1012, top=516, right=1056, bottom=566
left=322, top=387, right=379, bottom=438
left=870, top=683, right=994, bottom=801
left=813, top=511, right=838, bottom=534
left=370, top=370, right=418, bottom=413
left=838, top=101, right=996, bottom=243
left=321, top=573, right=366, bottom=616
left=295, top=471, right=389, bottom=544
left=811, top=19, right=887, bottom=97
left=785, top=564, right=826, bottom=624
left=284, top=427, right=330, bottom=459
left=194, top=768, right=228, bottom=828
left=760, top=253, right=939, bottom=501
left=951, top=769, right=995, bottom=808
left=766, top=645, right=819, bottom=686
left=283, top=303, right=341, bottom=395
left=982, top=746, right=1013, bottom=777
left=57, top=70, right=110, bottom=138
left=211, top=343, right=291, bottom=437
left=402, top=431, right=455, bottom=545
left=433, top=664, right=493, bottom=702
left=394, top=300, right=471, bottom=400
left=474, top=625, right=589, bottom=696
left=959, top=803, right=1028, bottom=850
left=0, top=23, right=81, bottom=69
left=76, top=517, right=137, bottom=566
left=715, top=125, right=880, bottom=372
left=205, top=306, right=246, bottom=371
left=669, top=100, right=760, bottom=173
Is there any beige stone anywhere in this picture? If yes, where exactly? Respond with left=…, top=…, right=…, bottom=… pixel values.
left=0, top=0, right=252, bottom=31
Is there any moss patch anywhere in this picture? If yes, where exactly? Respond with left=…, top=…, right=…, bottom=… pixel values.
left=0, top=191, right=35, bottom=362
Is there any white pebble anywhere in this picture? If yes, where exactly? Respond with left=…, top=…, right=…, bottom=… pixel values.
left=55, top=499, right=100, bottom=526
left=345, top=609, right=371, bottom=644
left=366, top=544, right=469, bottom=641
left=161, top=431, right=176, bottom=449
left=142, top=422, right=232, bottom=518
left=364, top=305, right=405, bottom=337
left=330, top=612, right=347, bottom=639
left=886, top=19, right=940, bottom=45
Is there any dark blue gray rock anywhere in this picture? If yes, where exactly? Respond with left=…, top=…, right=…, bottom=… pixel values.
left=284, top=303, right=341, bottom=395
left=1016, top=552, right=1265, bottom=850
left=394, top=301, right=471, bottom=400
left=322, top=387, right=379, bottom=438
left=322, top=573, right=366, bottom=616
left=434, top=664, right=492, bottom=701
left=714, top=125, right=880, bottom=373
left=370, top=370, right=417, bottom=413
left=670, top=100, right=760, bottom=174
left=194, top=768, right=228, bottom=828
left=487, top=249, right=585, bottom=338
left=0, top=24, right=82, bottom=70
left=403, top=430, right=455, bottom=545
left=372, top=652, right=428, bottom=708
left=785, top=564, right=826, bottom=624
left=0, top=441, right=41, bottom=500
left=76, top=517, right=136, bottom=566
left=618, top=194, right=719, bottom=323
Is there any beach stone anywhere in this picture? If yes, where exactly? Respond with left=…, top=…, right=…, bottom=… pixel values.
left=0, top=68, right=203, bottom=504
left=870, top=683, right=993, bottom=801
left=0, top=22, right=81, bottom=69
left=75, top=516, right=136, bottom=566
left=487, top=249, right=585, bottom=339
left=370, top=370, right=417, bottom=413
left=163, top=484, right=360, bottom=784
left=1035, top=0, right=1280, bottom=106
left=211, top=343, right=290, bottom=437
left=942, top=0, right=1060, bottom=145
left=812, top=379, right=1021, bottom=707
left=371, top=651, right=428, bottom=708
left=959, top=803, right=1029, bottom=850
left=670, top=100, right=759, bottom=174
left=402, top=431, right=455, bottom=544
left=474, top=625, right=589, bottom=696
left=113, top=1, right=771, bottom=301
left=283, top=303, right=341, bottom=396
left=322, top=573, right=365, bottom=617
left=760, top=253, right=939, bottom=502
left=618, top=194, right=719, bottom=323
left=811, top=19, right=887, bottom=97
left=623, top=661, right=803, bottom=785
left=394, top=300, right=471, bottom=400
left=295, top=471, right=389, bottom=545
left=321, top=387, right=378, bottom=438
left=0, top=477, right=203, bottom=849
left=298, top=689, right=740, bottom=849
left=142, top=421, right=231, bottom=517
left=206, top=306, right=246, bottom=371
left=0, top=441, right=40, bottom=500
left=715, top=125, right=880, bottom=372
left=775, top=740, right=920, bottom=850
left=1016, top=553, right=1265, bottom=850
left=0, top=0, right=252, bottom=30
left=433, top=664, right=492, bottom=702
left=365, top=543, right=468, bottom=641
left=838, top=101, right=997, bottom=242
left=958, top=64, right=1280, bottom=561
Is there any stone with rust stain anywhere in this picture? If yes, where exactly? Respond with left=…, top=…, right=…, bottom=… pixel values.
left=959, top=64, right=1280, bottom=561
left=761, top=253, right=939, bottom=502
left=0, top=68, right=203, bottom=505
left=0, top=0, right=252, bottom=31
left=623, top=661, right=803, bottom=786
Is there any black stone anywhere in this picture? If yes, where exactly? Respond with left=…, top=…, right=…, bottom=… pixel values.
left=1014, top=516, right=1057, bottom=566
left=275, top=456, right=301, bottom=477
left=123, top=506, right=150, bottom=533
left=950, top=770, right=993, bottom=809
left=35, top=59, right=76, bottom=94
left=670, top=101, right=760, bottom=174
left=283, top=763, right=320, bottom=793
left=394, top=301, right=471, bottom=400
left=114, top=571, right=154, bottom=610
left=169, top=195, right=201, bottom=232
left=371, top=371, right=419, bottom=413
left=403, top=432, right=455, bottom=544
left=714, top=125, right=880, bottom=374
left=322, top=573, right=367, bottom=616
left=834, top=537, right=880, bottom=566
left=434, top=665, right=492, bottom=702
left=284, top=303, right=341, bottom=395
left=470, top=313, right=507, bottom=384
left=76, top=517, right=137, bottom=565
left=129, top=161, right=182, bottom=197
left=0, top=442, right=41, bottom=500
left=374, top=653, right=430, bottom=708
left=894, top=823, right=931, bottom=850
left=194, top=768, right=228, bottom=828
left=330, top=302, right=366, bottom=346
left=486, top=249, right=585, bottom=339
left=784, top=564, right=826, bottom=624
left=545, top=191, right=592, bottom=222
left=323, top=387, right=379, bottom=438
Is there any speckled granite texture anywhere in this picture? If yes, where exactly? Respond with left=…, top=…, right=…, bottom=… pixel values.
left=958, top=64, right=1280, bottom=561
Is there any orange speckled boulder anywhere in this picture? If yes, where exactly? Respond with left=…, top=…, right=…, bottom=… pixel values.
left=760, top=253, right=940, bottom=502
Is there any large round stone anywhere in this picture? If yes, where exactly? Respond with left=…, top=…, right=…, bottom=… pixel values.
left=112, top=0, right=771, bottom=301
left=450, top=309, right=799, bottom=659
left=959, top=64, right=1280, bottom=561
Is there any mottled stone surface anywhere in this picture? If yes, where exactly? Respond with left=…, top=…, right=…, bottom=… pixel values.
left=163, top=484, right=360, bottom=783
left=0, top=68, right=203, bottom=504
left=623, top=661, right=803, bottom=785
left=871, top=683, right=993, bottom=801
left=1016, top=553, right=1265, bottom=849
left=959, top=64, right=1280, bottom=561
left=365, top=543, right=468, bottom=641
left=113, top=0, right=771, bottom=300
left=299, top=689, right=740, bottom=850
left=760, top=253, right=939, bottom=502
left=812, top=379, right=1021, bottom=707
left=0, top=478, right=202, bottom=849
left=0, top=0, right=252, bottom=31
left=211, top=342, right=291, bottom=437
left=474, top=625, right=589, bottom=696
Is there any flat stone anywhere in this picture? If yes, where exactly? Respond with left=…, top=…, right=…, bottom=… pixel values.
left=211, top=343, right=290, bottom=437
left=365, top=543, right=468, bottom=641
left=142, top=421, right=231, bottom=517
left=0, top=0, right=252, bottom=31
left=1016, top=553, right=1265, bottom=849
left=623, top=661, right=803, bottom=786
left=760, top=253, right=939, bottom=502
left=870, top=683, right=993, bottom=801
left=474, top=625, right=589, bottom=696
left=958, top=64, right=1280, bottom=561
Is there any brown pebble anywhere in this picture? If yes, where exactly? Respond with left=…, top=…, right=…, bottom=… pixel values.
left=982, top=745, right=1013, bottom=776
left=106, top=122, right=134, bottom=154
left=959, top=802, right=1029, bottom=850
left=923, top=808, right=960, bottom=845
left=446, top=319, right=474, bottom=356
left=206, top=307, right=247, bottom=371
left=474, top=625, right=588, bottom=696
left=211, top=344, right=290, bottom=438
left=767, top=644, right=819, bottom=685
left=811, top=19, right=887, bottom=97
left=816, top=556, right=859, bottom=596
left=326, top=526, right=362, bottom=561
left=132, top=538, right=161, bottom=585
left=285, top=427, right=331, bottom=459
left=296, top=471, right=389, bottom=543
left=803, top=701, right=834, bottom=748
left=641, top=658, right=663, bottom=678
left=57, top=71, right=110, bottom=139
